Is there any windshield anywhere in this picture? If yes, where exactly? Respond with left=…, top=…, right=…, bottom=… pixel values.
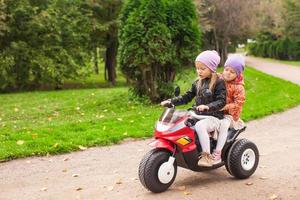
left=159, top=108, right=189, bottom=124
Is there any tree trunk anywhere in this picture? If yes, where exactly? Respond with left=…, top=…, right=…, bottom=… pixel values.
left=219, top=39, right=228, bottom=66
left=105, top=34, right=117, bottom=86
left=94, top=46, right=99, bottom=74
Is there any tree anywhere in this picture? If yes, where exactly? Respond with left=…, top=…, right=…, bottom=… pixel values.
left=119, top=0, right=201, bottom=102
left=282, top=0, right=300, bottom=40
left=196, top=0, right=260, bottom=64
left=0, top=0, right=8, bottom=36
left=166, top=0, right=201, bottom=72
left=0, top=0, right=91, bottom=91
left=81, top=0, right=122, bottom=85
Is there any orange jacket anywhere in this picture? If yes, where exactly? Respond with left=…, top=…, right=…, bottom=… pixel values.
left=219, top=74, right=245, bottom=121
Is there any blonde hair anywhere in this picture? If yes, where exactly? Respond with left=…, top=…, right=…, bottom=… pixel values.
left=196, top=73, right=218, bottom=94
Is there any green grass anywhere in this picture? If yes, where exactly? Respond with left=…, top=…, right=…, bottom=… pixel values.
left=1, top=67, right=300, bottom=160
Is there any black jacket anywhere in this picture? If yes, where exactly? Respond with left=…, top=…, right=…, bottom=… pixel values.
left=171, top=77, right=226, bottom=119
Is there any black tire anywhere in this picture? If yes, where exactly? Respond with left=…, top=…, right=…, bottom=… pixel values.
left=138, top=149, right=177, bottom=193
left=224, top=160, right=232, bottom=175
left=226, top=139, right=259, bottom=179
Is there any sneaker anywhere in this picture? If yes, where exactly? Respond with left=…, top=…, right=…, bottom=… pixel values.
left=212, top=150, right=222, bottom=165
left=198, top=152, right=213, bottom=167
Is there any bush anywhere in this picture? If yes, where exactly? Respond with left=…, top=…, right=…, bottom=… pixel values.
left=118, top=0, right=201, bottom=102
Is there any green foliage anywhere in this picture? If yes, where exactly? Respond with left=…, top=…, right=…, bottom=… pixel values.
left=247, top=32, right=300, bottom=60
left=118, top=0, right=201, bottom=102
left=0, top=0, right=92, bottom=91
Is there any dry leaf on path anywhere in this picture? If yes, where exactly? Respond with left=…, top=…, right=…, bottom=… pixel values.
left=107, top=186, right=114, bottom=191
left=270, top=194, right=278, bottom=200
left=183, top=191, right=192, bottom=195
left=260, top=176, right=268, bottom=180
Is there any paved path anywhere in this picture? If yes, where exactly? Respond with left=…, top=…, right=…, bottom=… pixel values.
left=245, top=56, right=300, bottom=85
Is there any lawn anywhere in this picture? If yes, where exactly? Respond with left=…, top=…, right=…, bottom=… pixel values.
left=1, top=66, right=300, bottom=160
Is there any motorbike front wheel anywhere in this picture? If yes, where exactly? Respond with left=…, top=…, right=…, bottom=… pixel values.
left=138, top=149, right=177, bottom=193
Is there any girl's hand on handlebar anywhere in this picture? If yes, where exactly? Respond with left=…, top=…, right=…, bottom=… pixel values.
left=196, top=105, right=209, bottom=112
left=160, top=100, right=171, bottom=107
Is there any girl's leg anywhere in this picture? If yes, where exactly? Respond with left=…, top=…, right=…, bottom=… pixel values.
left=195, top=117, right=220, bottom=167
left=212, top=118, right=231, bottom=164
left=216, top=118, right=231, bottom=151
left=195, top=119, right=211, bottom=153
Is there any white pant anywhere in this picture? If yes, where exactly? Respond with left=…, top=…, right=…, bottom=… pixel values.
left=194, top=116, right=221, bottom=153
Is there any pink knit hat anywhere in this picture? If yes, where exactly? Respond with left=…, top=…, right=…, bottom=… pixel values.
left=195, top=50, right=220, bottom=72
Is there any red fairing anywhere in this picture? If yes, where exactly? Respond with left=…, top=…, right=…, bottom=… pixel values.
left=153, top=118, right=197, bottom=153
left=149, top=139, right=174, bottom=152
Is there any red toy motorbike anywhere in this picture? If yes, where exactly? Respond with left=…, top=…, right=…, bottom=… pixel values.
left=138, top=103, right=259, bottom=193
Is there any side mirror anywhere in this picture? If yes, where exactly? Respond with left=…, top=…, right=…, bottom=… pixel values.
left=174, top=86, right=180, bottom=97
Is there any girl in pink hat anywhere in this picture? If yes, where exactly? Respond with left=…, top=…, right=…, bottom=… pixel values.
left=161, top=50, right=227, bottom=167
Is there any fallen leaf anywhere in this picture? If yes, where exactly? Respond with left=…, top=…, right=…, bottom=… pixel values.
left=31, top=133, right=38, bottom=139
left=40, top=187, right=47, bottom=191
left=80, top=113, right=85, bottom=116
left=123, top=132, right=128, bottom=136
left=260, top=176, right=268, bottom=180
left=78, top=145, right=87, bottom=150
left=117, top=118, right=123, bottom=121
left=76, top=187, right=83, bottom=191
left=53, top=143, right=59, bottom=148
left=183, top=191, right=192, bottom=195
left=270, top=194, right=278, bottom=200
left=107, top=186, right=114, bottom=191
left=72, top=174, right=79, bottom=177
left=91, top=93, right=95, bottom=96
left=130, top=120, right=134, bottom=123
left=115, top=179, right=122, bottom=184
left=14, top=108, right=19, bottom=112
left=62, top=169, right=68, bottom=173
left=246, top=182, right=253, bottom=186
left=63, top=158, right=69, bottom=161
left=16, top=140, right=24, bottom=145
left=48, top=117, right=52, bottom=121
left=76, top=107, right=80, bottom=110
